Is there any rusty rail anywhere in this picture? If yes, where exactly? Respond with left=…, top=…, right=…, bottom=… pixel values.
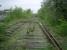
left=38, top=22, right=62, bottom=50
left=6, top=20, right=62, bottom=50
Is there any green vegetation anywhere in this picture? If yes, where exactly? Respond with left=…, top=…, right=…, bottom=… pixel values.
left=4, top=7, right=32, bottom=23
left=0, top=7, right=33, bottom=44
left=37, top=0, right=67, bottom=50
left=0, top=0, right=67, bottom=50
left=38, top=0, right=67, bottom=36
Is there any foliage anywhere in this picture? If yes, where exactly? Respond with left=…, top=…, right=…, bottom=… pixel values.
left=0, top=24, right=6, bottom=43
left=38, top=0, right=67, bottom=36
left=0, top=7, right=33, bottom=44
left=37, top=1, right=67, bottom=49
left=3, top=7, right=32, bottom=23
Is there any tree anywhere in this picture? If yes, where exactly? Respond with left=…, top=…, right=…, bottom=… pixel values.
left=38, top=0, right=67, bottom=36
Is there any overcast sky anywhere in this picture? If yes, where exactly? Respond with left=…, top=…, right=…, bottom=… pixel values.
left=0, top=0, right=43, bottom=13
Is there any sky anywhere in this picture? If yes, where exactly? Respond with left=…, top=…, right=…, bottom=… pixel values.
left=0, top=0, right=43, bottom=13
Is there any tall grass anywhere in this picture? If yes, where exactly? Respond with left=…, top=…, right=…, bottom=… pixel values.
left=0, top=7, right=33, bottom=47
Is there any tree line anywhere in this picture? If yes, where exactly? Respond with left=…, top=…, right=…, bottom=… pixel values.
left=38, top=0, right=67, bottom=37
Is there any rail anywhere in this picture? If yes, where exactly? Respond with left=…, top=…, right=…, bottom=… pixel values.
left=38, top=22, right=62, bottom=50
left=6, top=21, right=62, bottom=50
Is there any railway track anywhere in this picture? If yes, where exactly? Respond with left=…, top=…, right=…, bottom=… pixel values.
left=38, top=22, right=62, bottom=50
left=4, top=20, right=62, bottom=50
left=6, top=20, right=37, bottom=37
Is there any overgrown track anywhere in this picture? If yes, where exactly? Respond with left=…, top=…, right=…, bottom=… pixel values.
left=38, top=22, right=62, bottom=50
left=6, top=21, right=62, bottom=50
left=6, top=20, right=37, bottom=36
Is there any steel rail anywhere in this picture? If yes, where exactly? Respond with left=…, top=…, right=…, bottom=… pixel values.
left=5, top=20, right=62, bottom=50
left=38, top=22, right=62, bottom=50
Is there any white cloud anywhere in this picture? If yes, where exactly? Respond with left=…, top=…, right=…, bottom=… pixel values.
left=0, top=0, right=43, bottom=13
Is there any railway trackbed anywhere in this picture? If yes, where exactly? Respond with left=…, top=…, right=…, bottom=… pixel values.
left=2, top=20, right=62, bottom=50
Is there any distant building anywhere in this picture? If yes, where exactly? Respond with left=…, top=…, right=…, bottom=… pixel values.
left=0, top=9, right=9, bottom=15
left=0, top=9, right=9, bottom=21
